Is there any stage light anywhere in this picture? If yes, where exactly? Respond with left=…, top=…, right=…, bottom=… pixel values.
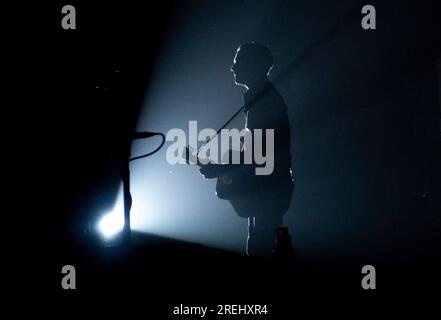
left=97, top=207, right=124, bottom=239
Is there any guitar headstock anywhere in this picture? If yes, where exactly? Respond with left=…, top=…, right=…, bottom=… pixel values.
left=182, top=145, right=198, bottom=165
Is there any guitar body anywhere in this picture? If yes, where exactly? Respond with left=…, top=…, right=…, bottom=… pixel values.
left=216, top=166, right=294, bottom=218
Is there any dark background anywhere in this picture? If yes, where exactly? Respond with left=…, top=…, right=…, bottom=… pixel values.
left=38, top=0, right=441, bottom=310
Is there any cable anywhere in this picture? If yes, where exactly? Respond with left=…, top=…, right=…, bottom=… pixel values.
left=129, top=132, right=166, bottom=162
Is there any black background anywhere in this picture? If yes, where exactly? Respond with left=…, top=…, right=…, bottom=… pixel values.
left=17, top=0, right=441, bottom=314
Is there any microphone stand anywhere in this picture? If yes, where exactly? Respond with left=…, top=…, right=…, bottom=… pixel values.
left=121, top=145, right=132, bottom=245
left=120, top=132, right=166, bottom=245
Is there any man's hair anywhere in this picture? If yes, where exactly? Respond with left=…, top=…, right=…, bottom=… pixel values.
left=238, top=42, right=274, bottom=75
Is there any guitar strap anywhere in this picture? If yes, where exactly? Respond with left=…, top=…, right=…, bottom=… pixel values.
left=195, top=84, right=271, bottom=154
left=195, top=104, right=246, bottom=154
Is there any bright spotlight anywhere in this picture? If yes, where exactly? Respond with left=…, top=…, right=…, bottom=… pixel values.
left=97, top=208, right=124, bottom=239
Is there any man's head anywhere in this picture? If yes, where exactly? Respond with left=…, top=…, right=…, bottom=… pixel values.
left=231, top=42, right=274, bottom=89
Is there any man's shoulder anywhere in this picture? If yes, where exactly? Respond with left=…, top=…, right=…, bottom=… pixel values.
left=262, top=85, right=287, bottom=115
left=267, top=84, right=285, bottom=102
left=244, top=83, right=287, bottom=113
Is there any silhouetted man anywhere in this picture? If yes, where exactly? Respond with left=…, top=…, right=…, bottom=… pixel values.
left=200, top=43, right=294, bottom=257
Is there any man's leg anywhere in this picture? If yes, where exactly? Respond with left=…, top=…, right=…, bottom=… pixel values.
left=247, top=214, right=283, bottom=257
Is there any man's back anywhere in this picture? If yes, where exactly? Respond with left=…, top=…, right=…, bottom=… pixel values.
left=228, top=82, right=294, bottom=221
left=244, top=82, right=292, bottom=176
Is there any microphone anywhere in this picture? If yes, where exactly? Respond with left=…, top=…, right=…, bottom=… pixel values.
left=131, top=131, right=160, bottom=139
